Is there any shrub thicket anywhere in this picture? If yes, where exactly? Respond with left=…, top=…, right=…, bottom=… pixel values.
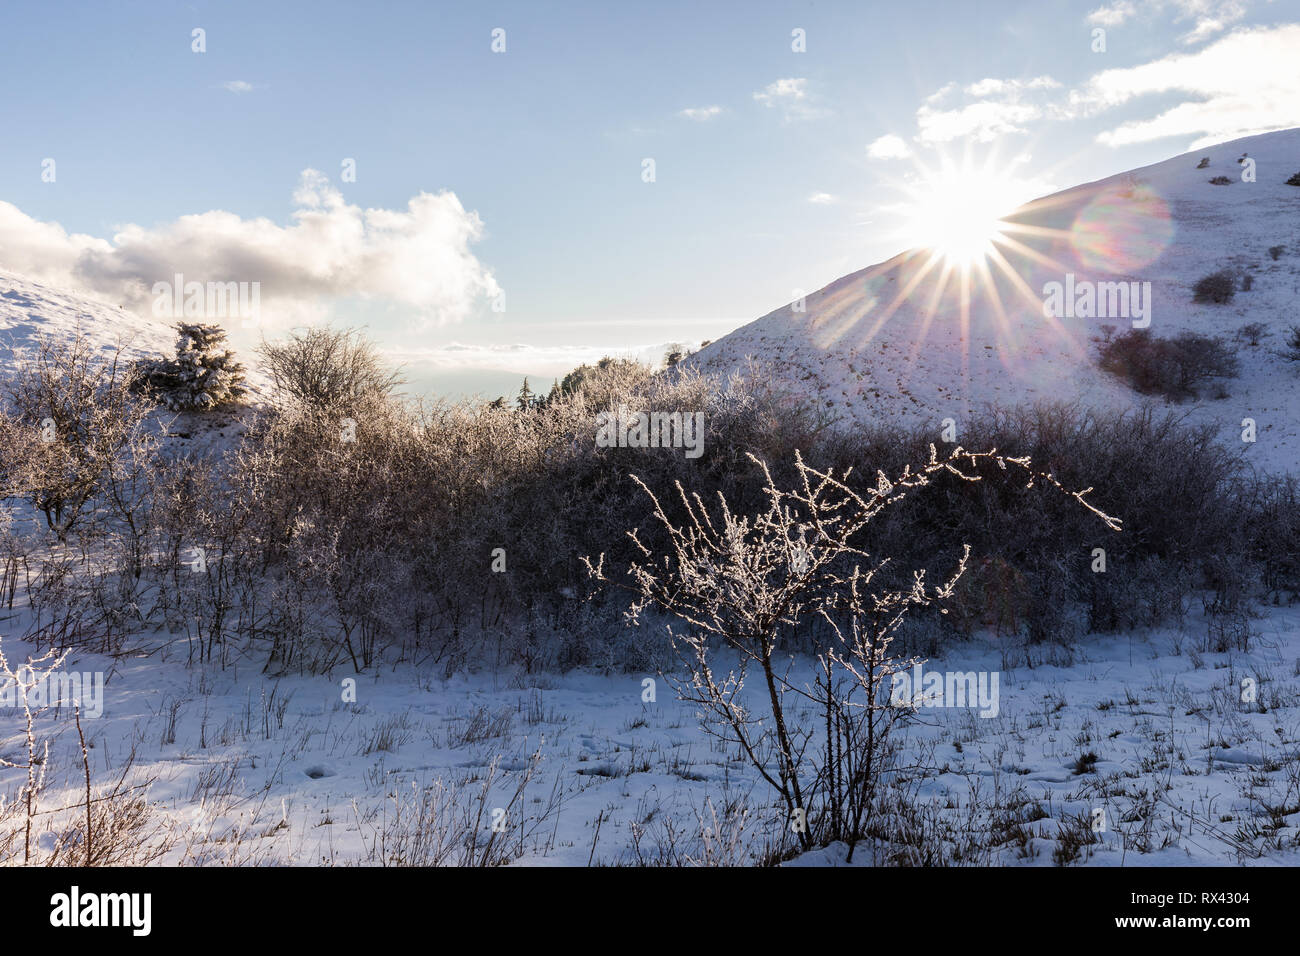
left=2, top=332, right=1293, bottom=674
left=1193, top=270, right=1237, bottom=304
left=1097, top=329, right=1239, bottom=400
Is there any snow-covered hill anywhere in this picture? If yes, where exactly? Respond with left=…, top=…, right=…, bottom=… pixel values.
left=0, top=269, right=269, bottom=445
left=692, top=129, right=1300, bottom=473
left=0, top=269, right=179, bottom=372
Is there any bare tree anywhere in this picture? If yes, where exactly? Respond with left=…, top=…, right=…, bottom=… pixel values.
left=258, top=327, right=403, bottom=412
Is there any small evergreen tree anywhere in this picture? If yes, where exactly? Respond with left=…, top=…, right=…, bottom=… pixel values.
left=133, top=322, right=247, bottom=411
left=542, top=379, right=561, bottom=407
left=516, top=377, right=534, bottom=411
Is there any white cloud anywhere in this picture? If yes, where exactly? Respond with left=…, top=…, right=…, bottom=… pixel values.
left=866, top=134, right=912, bottom=160
left=917, top=100, right=1043, bottom=144
left=901, top=22, right=1293, bottom=152
left=1179, top=12, right=1231, bottom=43
left=878, top=16, right=1288, bottom=156
left=222, top=80, right=255, bottom=94
left=679, top=105, right=722, bottom=121
left=0, top=206, right=112, bottom=288
left=1085, top=0, right=1249, bottom=44
left=1086, top=2, right=1137, bottom=26
left=753, top=77, right=826, bottom=121
left=922, top=82, right=958, bottom=106
left=915, top=75, right=1063, bottom=144
left=807, top=192, right=837, bottom=205
left=754, top=77, right=806, bottom=105
left=0, top=169, right=500, bottom=328
left=965, top=76, right=1060, bottom=98
left=1167, top=0, right=1249, bottom=44
left=1078, top=24, right=1300, bottom=147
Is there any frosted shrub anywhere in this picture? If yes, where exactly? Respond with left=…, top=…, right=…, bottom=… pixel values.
left=586, top=447, right=1118, bottom=858
left=0, top=333, right=155, bottom=538
left=258, top=327, right=401, bottom=411
left=843, top=405, right=1250, bottom=643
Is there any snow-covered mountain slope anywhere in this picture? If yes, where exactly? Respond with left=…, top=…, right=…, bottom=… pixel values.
left=0, top=268, right=179, bottom=372
left=692, top=128, right=1300, bottom=473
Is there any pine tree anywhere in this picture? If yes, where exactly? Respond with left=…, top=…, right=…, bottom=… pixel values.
left=516, top=377, right=534, bottom=411
left=132, top=322, right=247, bottom=411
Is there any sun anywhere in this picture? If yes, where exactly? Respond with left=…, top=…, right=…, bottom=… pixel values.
left=897, top=157, right=1026, bottom=266
left=821, top=147, right=1087, bottom=389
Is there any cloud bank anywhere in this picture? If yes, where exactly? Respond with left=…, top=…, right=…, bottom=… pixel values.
left=886, top=23, right=1297, bottom=153
left=1087, top=0, right=1248, bottom=45
left=1076, top=24, right=1300, bottom=147
left=0, top=169, right=500, bottom=327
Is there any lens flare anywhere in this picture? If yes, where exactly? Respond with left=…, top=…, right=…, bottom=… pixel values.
left=1070, top=180, right=1175, bottom=273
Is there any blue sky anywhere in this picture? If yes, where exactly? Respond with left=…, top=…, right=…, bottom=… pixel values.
left=1, top=0, right=1297, bottom=397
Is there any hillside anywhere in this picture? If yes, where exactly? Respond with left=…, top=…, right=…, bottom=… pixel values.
left=0, top=269, right=269, bottom=447
left=0, top=269, right=178, bottom=370
left=691, top=128, right=1300, bottom=473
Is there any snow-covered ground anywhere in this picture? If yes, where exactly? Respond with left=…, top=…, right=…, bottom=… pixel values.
left=4, top=596, right=1299, bottom=866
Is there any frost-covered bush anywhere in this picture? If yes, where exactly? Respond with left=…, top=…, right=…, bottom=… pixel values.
left=585, top=446, right=1116, bottom=857
left=257, top=326, right=400, bottom=412
left=132, top=322, right=247, bottom=411
left=42, top=327, right=1270, bottom=678
left=1236, top=322, right=1269, bottom=346
left=214, top=356, right=830, bottom=673
left=143, top=340, right=1266, bottom=674
left=1247, top=475, right=1300, bottom=598
left=543, top=355, right=654, bottom=408
left=0, top=333, right=156, bottom=538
